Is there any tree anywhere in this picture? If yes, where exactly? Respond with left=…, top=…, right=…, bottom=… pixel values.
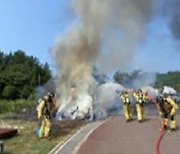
left=0, top=50, right=52, bottom=99
left=113, top=71, right=123, bottom=84
left=21, top=86, right=32, bottom=99
left=155, top=71, right=180, bottom=92
left=114, top=70, right=180, bottom=92
left=2, top=85, right=17, bottom=100
left=113, top=70, right=141, bottom=84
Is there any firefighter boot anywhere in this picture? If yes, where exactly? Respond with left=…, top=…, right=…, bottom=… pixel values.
left=170, top=120, right=177, bottom=131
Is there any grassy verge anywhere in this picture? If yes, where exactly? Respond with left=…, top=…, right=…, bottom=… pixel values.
left=0, top=118, right=86, bottom=154
left=0, top=99, right=35, bottom=114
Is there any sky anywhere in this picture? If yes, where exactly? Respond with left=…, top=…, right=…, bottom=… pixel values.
left=0, top=0, right=180, bottom=74
left=132, top=17, right=180, bottom=73
left=0, top=0, right=73, bottom=70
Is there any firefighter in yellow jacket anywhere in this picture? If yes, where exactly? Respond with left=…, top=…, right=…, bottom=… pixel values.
left=120, top=91, right=133, bottom=122
left=134, top=89, right=146, bottom=122
left=37, top=92, right=55, bottom=138
left=142, top=92, right=149, bottom=119
left=157, top=95, right=179, bottom=130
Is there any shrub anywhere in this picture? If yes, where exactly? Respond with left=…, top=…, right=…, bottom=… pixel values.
left=0, top=99, right=36, bottom=114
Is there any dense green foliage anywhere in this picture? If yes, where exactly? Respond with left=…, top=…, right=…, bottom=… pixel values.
left=0, top=50, right=52, bottom=99
left=113, top=70, right=141, bottom=85
left=113, top=70, right=180, bottom=92
left=0, top=99, right=35, bottom=114
left=155, top=71, right=180, bottom=92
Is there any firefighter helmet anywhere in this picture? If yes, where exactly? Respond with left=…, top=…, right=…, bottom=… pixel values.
left=47, top=92, right=55, bottom=98
left=138, top=89, right=142, bottom=93
left=43, top=95, right=49, bottom=100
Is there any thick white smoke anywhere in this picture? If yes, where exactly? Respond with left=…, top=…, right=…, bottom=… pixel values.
left=93, top=82, right=126, bottom=119
left=53, top=0, right=155, bottom=120
left=54, top=0, right=105, bottom=120
left=141, top=85, right=158, bottom=98
left=162, top=86, right=177, bottom=95
left=129, top=72, right=156, bottom=89
left=97, top=0, right=155, bottom=72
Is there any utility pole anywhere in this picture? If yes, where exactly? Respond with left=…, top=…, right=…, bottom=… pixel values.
left=38, top=73, right=41, bottom=86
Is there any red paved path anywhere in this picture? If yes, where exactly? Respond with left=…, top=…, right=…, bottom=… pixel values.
left=73, top=115, right=180, bottom=154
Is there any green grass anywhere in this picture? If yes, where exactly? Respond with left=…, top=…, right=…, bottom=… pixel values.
left=0, top=99, right=86, bottom=154
left=0, top=119, right=86, bottom=154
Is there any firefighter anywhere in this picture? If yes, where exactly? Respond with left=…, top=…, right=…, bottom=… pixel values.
left=120, top=91, right=133, bottom=122
left=156, top=95, right=164, bottom=118
left=134, top=89, right=146, bottom=122
left=142, top=92, right=149, bottom=119
left=157, top=95, right=179, bottom=131
left=143, top=92, right=149, bottom=103
left=37, top=92, right=55, bottom=138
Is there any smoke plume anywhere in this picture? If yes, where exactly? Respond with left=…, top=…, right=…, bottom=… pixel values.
left=128, top=72, right=156, bottom=89
left=165, top=0, right=180, bottom=40
left=93, top=82, right=126, bottom=119
left=97, top=0, right=155, bottom=72
left=53, top=0, right=155, bottom=120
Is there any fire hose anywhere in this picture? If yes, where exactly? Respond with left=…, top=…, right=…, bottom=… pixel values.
left=128, top=91, right=167, bottom=154
left=157, top=118, right=166, bottom=154
left=150, top=97, right=167, bottom=154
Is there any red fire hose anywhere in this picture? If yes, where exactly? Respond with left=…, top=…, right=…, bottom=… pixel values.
left=157, top=118, right=166, bottom=154
left=150, top=97, right=167, bottom=154
left=129, top=91, right=167, bottom=154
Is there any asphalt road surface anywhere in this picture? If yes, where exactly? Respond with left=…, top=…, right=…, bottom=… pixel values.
left=68, top=115, right=180, bottom=154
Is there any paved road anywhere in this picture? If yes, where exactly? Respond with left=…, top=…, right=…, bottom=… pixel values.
left=71, top=115, right=180, bottom=154
left=51, top=121, right=104, bottom=154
